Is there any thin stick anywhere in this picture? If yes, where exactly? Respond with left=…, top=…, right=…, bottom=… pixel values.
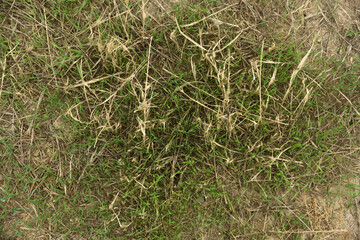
left=142, top=36, right=153, bottom=143
left=213, top=27, right=251, bottom=54
left=283, top=37, right=315, bottom=101
left=0, top=58, right=5, bottom=102
left=338, top=91, right=360, bottom=116
left=236, top=229, right=348, bottom=237
left=26, top=91, right=45, bottom=136
left=268, top=229, right=347, bottom=234
left=175, top=18, right=208, bottom=51
left=181, top=3, right=239, bottom=27
left=275, top=198, right=312, bottom=231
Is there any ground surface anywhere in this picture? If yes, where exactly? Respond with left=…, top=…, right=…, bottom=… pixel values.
left=0, top=0, right=359, bottom=239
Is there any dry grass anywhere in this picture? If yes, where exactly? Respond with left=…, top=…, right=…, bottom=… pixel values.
left=0, top=0, right=359, bottom=239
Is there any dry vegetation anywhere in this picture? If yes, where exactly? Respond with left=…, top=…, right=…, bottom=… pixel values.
left=0, top=0, right=359, bottom=239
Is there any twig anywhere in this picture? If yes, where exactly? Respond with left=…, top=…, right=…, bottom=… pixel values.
left=356, top=177, right=360, bottom=239
left=283, top=37, right=315, bottom=101
left=181, top=3, right=239, bottom=28
left=338, top=91, right=360, bottom=116
left=25, top=91, right=45, bottom=136
left=236, top=229, right=348, bottom=237
left=175, top=18, right=208, bottom=51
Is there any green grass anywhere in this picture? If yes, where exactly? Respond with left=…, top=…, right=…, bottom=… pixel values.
left=0, top=0, right=359, bottom=239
